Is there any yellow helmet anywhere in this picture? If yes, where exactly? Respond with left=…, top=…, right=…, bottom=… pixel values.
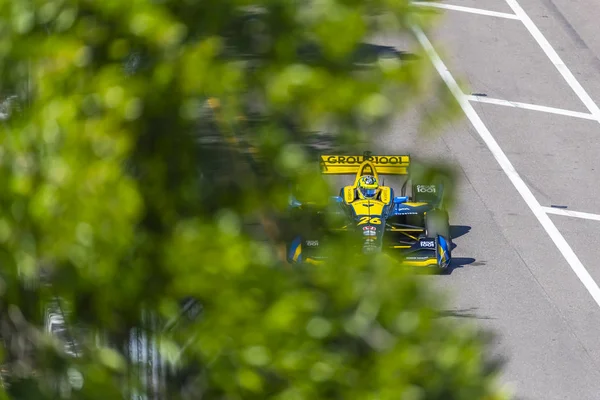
left=358, top=175, right=379, bottom=199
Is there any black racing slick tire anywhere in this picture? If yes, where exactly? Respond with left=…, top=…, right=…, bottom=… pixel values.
left=425, top=210, right=450, bottom=241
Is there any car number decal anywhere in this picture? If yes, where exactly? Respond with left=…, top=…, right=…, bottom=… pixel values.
left=358, top=216, right=381, bottom=225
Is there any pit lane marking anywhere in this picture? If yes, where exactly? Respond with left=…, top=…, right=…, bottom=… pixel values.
left=543, top=207, right=600, bottom=222
left=413, top=0, right=600, bottom=122
left=412, top=2, right=520, bottom=20
left=467, top=95, right=598, bottom=121
left=413, top=26, right=600, bottom=307
left=504, top=0, right=600, bottom=121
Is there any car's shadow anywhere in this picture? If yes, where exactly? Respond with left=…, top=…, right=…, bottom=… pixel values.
left=440, top=225, right=484, bottom=275
left=450, top=225, right=471, bottom=242
left=443, top=257, right=485, bottom=275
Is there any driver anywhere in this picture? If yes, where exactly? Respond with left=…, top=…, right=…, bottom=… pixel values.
left=357, top=175, right=379, bottom=199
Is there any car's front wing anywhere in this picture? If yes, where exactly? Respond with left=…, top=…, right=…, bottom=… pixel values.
left=389, top=236, right=451, bottom=269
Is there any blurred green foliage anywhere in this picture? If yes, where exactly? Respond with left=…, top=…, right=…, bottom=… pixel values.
left=0, top=0, right=508, bottom=399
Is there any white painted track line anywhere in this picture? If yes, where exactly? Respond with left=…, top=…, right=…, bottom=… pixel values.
left=543, top=207, right=600, bottom=222
left=504, top=0, right=600, bottom=121
left=467, top=95, right=599, bottom=121
left=413, top=26, right=600, bottom=307
left=412, top=2, right=521, bottom=20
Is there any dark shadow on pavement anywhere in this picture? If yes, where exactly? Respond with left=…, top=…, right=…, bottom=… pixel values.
left=442, top=257, right=479, bottom=275
left=436, top=308, right=507, bottom=382
left=447, top=225, right=471, bottom=255
left=297, top=42, right=418, bottom=67
left=351, top=43, right=419, bottom=65
left=437, top=307, right=496, bottom=320
left=450, top=225, right=471, bottom=240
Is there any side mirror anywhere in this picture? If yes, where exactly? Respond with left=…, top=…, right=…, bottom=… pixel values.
left=331, top=196, right=343, bottom=203
left=393, top=196, right=408, bottom=204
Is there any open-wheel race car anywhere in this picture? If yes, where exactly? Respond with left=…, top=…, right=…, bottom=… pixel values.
left=285, top=152, right=453, bottom=271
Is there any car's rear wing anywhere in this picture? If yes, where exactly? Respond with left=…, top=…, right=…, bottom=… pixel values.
left=320, top=153, right=410, bottom=175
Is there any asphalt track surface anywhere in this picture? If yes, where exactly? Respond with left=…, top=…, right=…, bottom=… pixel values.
left=348, top=1, right=600, bottom=399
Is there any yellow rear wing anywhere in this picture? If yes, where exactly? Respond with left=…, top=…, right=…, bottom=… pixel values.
left=320, top=154, right=410, bottom=175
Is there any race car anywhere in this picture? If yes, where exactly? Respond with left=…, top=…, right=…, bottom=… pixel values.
left=285, top=152, right=452, bottom=271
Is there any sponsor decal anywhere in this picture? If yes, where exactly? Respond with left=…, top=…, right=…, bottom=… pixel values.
left=420, top=240, right=435, bottom=248
left=306, top=240, right=319, bottom=246
left=325, top=155, right=407, bottom=165
left=416, top=185, right=436, bottom=193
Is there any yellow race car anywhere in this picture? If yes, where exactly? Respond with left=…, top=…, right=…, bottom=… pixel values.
left=286, top=152, right=452, bottom=271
